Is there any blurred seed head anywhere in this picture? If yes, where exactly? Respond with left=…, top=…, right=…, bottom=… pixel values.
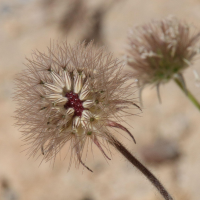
left=14, top=41, right=139, bottom=171
left=126, top=16, right=200, bottom=87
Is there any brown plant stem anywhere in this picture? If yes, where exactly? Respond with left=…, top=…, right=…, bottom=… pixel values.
left=110, top=137, right=174, bottom=200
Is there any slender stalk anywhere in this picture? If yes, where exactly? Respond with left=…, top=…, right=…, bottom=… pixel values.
left=110, top=137, right=174, bottom=200
left=174, top=77, right=200, bottom=110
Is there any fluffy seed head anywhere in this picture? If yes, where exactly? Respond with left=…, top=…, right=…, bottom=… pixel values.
left=126, top=16, right=200, bottom=86
left=14, top=41, right=139, bottom=171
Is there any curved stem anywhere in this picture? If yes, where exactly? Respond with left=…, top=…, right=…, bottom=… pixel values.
left=174, top=77, right=200, bottom=110
left=110, top=137, right=174, bottom=200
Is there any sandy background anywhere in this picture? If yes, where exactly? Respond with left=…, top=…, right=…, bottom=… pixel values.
left=0, top=0, right=200, bottom=200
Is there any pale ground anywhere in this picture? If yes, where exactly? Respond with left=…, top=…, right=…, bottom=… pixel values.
left=0, top=0, right=200, bottom=200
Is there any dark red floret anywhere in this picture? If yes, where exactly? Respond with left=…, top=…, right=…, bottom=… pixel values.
left=64, top=92, right=84, bottom=117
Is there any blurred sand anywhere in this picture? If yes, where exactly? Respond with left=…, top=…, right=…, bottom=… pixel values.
left=0, top=0, right=200, bottom=200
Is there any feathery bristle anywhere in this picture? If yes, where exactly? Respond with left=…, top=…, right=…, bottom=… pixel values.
left=126, top=17, right=200, bottom=86
left=14, top=41, right=140, bottom=171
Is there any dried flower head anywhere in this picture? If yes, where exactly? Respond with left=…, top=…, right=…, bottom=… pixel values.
left=14, top=42, right=139, bottom=171
left=126, top=17, right=200, bottom=97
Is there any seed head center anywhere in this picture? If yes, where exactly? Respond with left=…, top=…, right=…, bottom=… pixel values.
left=64, top=92, right=84, bottom=117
